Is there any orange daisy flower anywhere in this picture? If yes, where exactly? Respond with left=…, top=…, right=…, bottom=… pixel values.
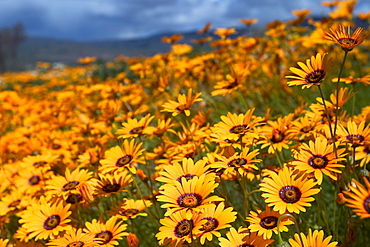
left=286, top=53, right=331, bottom=89
left=325, top=25, right=366, bottom=51
left=116, top=114, right=154, bottom=139
left=156, top=174, right=223, bottom=217
left=161, top=88, right=202, bottom=117
left=99, top=139, right=144, bottom=174
left=290, top=137, right=346, bottom=184
left=19, top=198, right=72, bottom=240
left=343, top=177, right=370, bottom=218
left=84, top=216, right=128, bottom=247
left=246, top=206, right=294, bottom=239
left=289, top=228, right=338, bottom=247
left=260, top=167, right=321, bottom=214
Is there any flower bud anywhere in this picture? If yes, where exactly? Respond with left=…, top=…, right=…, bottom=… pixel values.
left=126, top=233, right=139, bottom=247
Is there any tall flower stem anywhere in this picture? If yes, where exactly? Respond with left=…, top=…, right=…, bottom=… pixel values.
left=129, top=171, right=160, bottom=228
left=334, top=50, right=348, bottom=138
left=351, top=82, right=356, bottom=117
left=317, top=85, right=338, bottom=158
left=277, top=213, right=300, bottom=244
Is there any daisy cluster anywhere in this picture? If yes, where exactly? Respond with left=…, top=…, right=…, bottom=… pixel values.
left=0, top=1, right=369, bottom=247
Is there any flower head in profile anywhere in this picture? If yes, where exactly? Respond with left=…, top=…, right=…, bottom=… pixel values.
left=109, top=199, right=152, bottom=221
left=260, top=166, right=321, bottom=214
left=171, top=44, right=193, bottom=56
left=289, top=228, right=338, bottom=247
left=211, top=67, right=242, bottom=97
left=161, top=88, right=203, bottom=117
left=211, top=147, right=261, bottom=177
left=239, top=18, right=258, bottom=26
left=286, top=53, right=331, bottom=89
left=325, top=25, right=366, bottom=51
left=343, top=177, right=370, bottom=218
left=95, top=170, right=133, bottom=197
left=337, top=120, right=370, bottom=148
left=116, top=114, right=154, bottom=139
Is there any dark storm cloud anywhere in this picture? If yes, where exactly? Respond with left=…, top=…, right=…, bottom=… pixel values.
left=0, top=0, right=369, bottom=41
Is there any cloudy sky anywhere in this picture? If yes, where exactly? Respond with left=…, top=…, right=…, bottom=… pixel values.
left=0, top=0, right=369, bottom=41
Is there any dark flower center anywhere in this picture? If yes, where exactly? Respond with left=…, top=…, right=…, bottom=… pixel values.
left=230, top=125, right=249, bottom=134
left=305, top=70, right=326, bottom=84
left=116, top=155, right=133, bottom=167
left=222, top=80, right=238, bottom=89
left=52, top=143, right=62, bottom=150
left=200, top=217, right=219, bottom=232
left=271, top=130, right=284, bottom=143
left=260, top=216, right=278, bottom=230
left=95, top=231, right=113, bottom=244
left=67, top=241, right=84, bottom=247
left=121, top=209, right=139, bottom=218
left=44, top=215, right=61, bottom=230
left=130, top=126, right=144, bottom=135
left=228, top=158, right=247, bottom=167
left=364, top=196, right=370, bottom=213
left=29, top=175, right=41, bottom=185
left=102, top=183, right=121, bottom=193
left=33, top=161, right=48, bottom=167
left=66, top=193, right=83, bottom=204
left=177, top=174, right=195, bottom=182
left=279, top=186, right=302, bottom=203
left=174, top=219, right=192, bottom=238
left=177, top=193, right=203, bottom=208
left=338, top=38, right=357, bottom=45
left=62, top=181, right=80, bottom=191
left=239, top=244, right=254, bottom=247
left=309, top=155, right=328, bottom=169
left=346, top=134, right=364, bottom=146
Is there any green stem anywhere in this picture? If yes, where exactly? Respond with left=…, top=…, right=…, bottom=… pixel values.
left=129, top=171, right=160, bottom=227
left=244, top=189, right=261, bottom=218
left=352, top=146, right=356, bottom=167
left=237, top=173, right=249, bottom=219
left=317, top=85, right=338, bottom=158
left=184, top=116, right=201, bottom=159
left=237, top=88, right=249, bottom=110
left=269, top=142, right=284, bottom=168
left=277, top=213, right=301, bottom=244
left=351, top=82, right=356, bottom=117
left=334, top=50, right=348, bottom=139
left=220, top=179, right=246, bottom=226
left=139, top=136, right=161, bottom=218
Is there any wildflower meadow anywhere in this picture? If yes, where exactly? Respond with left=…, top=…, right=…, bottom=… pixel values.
left=0, top=1, right=370, bottom=247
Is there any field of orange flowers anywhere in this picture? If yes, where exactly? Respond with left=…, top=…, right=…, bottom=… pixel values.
left=0, top=1, right=370, bottom=247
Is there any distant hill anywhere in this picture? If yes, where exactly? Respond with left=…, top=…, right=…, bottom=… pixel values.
left=17, top=34, right=172, bottom=70
left=16, top=26, right=262, bottom=71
